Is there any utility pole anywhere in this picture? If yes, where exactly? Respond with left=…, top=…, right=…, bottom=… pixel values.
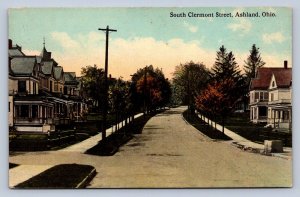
left=98, top=25, right=117, bottom=140
left=187, top=67, right=190, bottom=118
left=143, top=66, right=148, bottom=116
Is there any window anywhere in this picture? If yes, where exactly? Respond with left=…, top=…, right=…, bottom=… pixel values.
left=259, top=92, right=264, bottom=100
left=283, top=111, right=289, bottom=120
left=259, top=106, right=267, bottom=117
left=18, top=81, right=26, bottom=93
left=33, top=82, right=36, bottom=94
left=255, top=92, right=259, bottom=100
left=270, top=93, right=274, bottom=101
left=20, top=105, right=29, bottom=118
left=50, top=81, right=53, bottom=92
left=264, top=92, right=268, bottom=101
left=32, top=105, right=38, bottom=118
left=272, top=81, right=275, bottom=87
left=64, top=86, right=68, bottom=95
left=8, top=102, right=10, bottom=112
left=54, top=83, right=58, bottom=92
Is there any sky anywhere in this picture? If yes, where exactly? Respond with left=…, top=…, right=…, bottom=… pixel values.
left=8, top=7, right=292, bottom=80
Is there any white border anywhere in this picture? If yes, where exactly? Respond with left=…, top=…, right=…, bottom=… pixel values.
left=1, top=0, right=299, bottom=196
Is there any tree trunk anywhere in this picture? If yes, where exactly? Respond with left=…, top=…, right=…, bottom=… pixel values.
left=222, top=116, right=225, bottom=134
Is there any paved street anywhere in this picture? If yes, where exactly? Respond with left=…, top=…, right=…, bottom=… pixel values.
left=9, top=106, right=292, bottom=188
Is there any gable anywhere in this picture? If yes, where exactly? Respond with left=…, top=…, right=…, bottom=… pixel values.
left=41, top=61, right=54, bottom=77
left=250, top=67, right=292, bottom=90
left=268, top=74, right=277, bottom=90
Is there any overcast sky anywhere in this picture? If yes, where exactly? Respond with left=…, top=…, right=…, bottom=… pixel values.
left=9, top=7, right=292, bottom=80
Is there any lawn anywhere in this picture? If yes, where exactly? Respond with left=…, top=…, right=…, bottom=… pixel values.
left=216, top=113, right=292, bottom=147
left=14, top=164, right=96, bottom=188
left=9, top=114, right=124, bottom=152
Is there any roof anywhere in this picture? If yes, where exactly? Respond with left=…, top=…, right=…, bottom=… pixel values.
left=10, top=57, right=36, bottom=75
left=64, top=72, right=78, bottom=85
left=36, top=56, right=42, bottom=64
left=54, top=66, right=63, bottom=80
left=41, top=61, right=54, bottom=75
left=9, top=48, right=25, bottom=57
left=69, top=72, right=76, bottom=78
left=75, top=77, right=82, bottom=90
left=272, top=69, right=292, bottom=88
left=250, top=67, right=292, bottom=90
left=40, top=47, right=52, bottom=60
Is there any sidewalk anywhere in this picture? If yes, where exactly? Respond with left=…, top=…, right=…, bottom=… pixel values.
left=197, top=113, right=292, bottom=159
left=9, top=113, right=143, bottom=187
left=60, top=113, right=143, bottom=153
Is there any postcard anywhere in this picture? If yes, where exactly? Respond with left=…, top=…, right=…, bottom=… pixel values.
left=8, top=7, right=292, bottom=188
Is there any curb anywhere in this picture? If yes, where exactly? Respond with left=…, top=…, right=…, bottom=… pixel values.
left=231, top=141, right=291, bottom=160
left=270, top=153, right=292, bottom=160
left=76, top=168, right=97, bottom=188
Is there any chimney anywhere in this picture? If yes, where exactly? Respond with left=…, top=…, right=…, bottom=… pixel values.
left=284, top=60, right=288, bottom=69
left=8, top=39, right=12, bottom=49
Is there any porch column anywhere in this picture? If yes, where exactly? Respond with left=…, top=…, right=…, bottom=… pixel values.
left=273, top=109, right=275, bottom=128
left=289, top=108, right=292, bottom=132
left=28, top=104, right=31, bottom=118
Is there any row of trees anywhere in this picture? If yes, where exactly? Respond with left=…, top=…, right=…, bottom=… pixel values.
left=80, top=65, right=171, bottom=118
left=173, top=44, right=265, bottom=132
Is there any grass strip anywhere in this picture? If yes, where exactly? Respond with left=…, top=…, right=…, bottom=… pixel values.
left=183, top=110, right=232, bottom=140
left=15, top=164, right=95, bottom=189
left=85, top=114, right=153, bottom=156
left=9, top=163, right=19, bottom=169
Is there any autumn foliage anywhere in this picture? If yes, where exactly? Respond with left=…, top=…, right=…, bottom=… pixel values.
left=131, top=65, right=171, bottom=113
left=195, top=79, right=235, bottom=115
left=136, top=75, right=163, bottom=106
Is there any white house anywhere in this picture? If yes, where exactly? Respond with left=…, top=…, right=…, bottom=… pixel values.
left=267, top=62, right=292, bottom=131
left=249, top=61, right=292, bottom=132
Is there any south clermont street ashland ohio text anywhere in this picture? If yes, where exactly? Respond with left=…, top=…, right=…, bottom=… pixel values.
left=170, top=11, right=276, bottom=18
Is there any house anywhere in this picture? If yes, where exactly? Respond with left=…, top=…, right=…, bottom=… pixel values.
left=8, top=39, right=25, bottom=127
left=267, top=61, right=292, bottom=131
left=63, top=72, right=87, bottom=121
left=9, top=55, right=55, bottom=132
left=8, top=39, right=88, bottom=133
left=249, top=61, right=292, bottom=132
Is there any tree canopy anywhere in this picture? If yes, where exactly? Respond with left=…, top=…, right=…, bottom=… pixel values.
left=130, top=65, right=171, bottom=113
left=80, top=65, right=106, bottom=112
left=172, top=61, right=210, bottom=106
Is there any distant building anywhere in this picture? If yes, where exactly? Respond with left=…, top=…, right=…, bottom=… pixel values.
left=249, top=61, right=292, bottom=132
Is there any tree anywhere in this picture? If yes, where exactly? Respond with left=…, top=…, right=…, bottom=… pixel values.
left=130, top=65, right=171, bottom=113
left=211, top=45, right=246, bottom=104
left=211, top=45, right=241, bottom=82
left=172, top=61, right=210, bottom=109
left=195, top=79, right=236, bottom=133
left=198, top=45, right=247, bottom=131
left=81, top=65, right=105, bottom=112
left=109, top=78, right=132, bottom=131
left=244, top=44, right=265, bottom=86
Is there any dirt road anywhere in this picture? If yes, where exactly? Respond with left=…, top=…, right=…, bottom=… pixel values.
left=9, top=106, right=292, bottom=188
